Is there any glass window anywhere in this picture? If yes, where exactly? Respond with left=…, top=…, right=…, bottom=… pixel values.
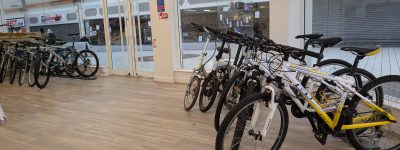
left=178, top=0, right=270, bottom=70
left=305, top=0, right=400, bottom=76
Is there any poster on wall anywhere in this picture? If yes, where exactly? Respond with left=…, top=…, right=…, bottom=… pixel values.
left=157, top=0, right=165, bottom=12
left=6, top=18, right=25, bottom=27
left=41, top=14, right=64, bottom=24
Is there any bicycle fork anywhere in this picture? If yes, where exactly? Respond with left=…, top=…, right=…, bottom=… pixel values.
left=249, top=86, right=278, bottom=138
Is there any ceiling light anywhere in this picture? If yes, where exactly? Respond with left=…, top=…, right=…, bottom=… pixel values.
left=203, top=9, right=216, bottom=12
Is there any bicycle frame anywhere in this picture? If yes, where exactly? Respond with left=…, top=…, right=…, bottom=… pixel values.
left=248, top=59, right=397, bottom=138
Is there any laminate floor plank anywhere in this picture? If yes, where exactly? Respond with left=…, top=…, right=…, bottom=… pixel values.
left=0, top=76, right=353, bottom=150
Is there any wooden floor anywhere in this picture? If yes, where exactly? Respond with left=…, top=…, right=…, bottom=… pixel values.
left=0, top=76, right=354, bottom=150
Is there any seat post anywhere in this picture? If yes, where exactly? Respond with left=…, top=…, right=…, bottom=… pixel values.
left=316, top=46, right=326, bottom=64
left=351, top=55, right=364, bottom=74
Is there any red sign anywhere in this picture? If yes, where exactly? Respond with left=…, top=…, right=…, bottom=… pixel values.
left=41, top=14, right=63, bottom=23
left=6, top=18, right=25, bottom=27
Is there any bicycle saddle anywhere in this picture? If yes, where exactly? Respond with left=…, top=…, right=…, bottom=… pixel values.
left=340, top=46, right=381, bottom=56
left=295, top=33, right=323, bottom=39
left=67, top=33, right=80, bottom=36
left=313, top=37, right=343, bottom=47
left=217, top=47, right=230, bottom=54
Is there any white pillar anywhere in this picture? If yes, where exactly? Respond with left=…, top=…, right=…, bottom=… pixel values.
left=149, top=0, right=178, bottom=82
left=0, top=0, right=5, bottom=32
left=270, top=0, right=303, bottom=48
left=102, top=0, right=112, bottom=73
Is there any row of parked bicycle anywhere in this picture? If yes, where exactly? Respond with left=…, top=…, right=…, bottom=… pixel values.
left=0, top=32, right=99, bottom=89
left=184, top=23, right=399, bottom=149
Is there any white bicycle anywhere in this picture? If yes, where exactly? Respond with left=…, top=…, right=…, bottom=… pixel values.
left=216, top=44, right=399, bottom=150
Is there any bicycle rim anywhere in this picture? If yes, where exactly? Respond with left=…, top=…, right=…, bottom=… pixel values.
left=347, top=77, right=400, bottom=150
left=217, top=94, right=288, bottom=150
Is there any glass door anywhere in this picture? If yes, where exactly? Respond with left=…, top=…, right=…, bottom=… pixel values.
left=107, top=0, right=130, bottom=74
left=130, top=0, right=154, bottom=73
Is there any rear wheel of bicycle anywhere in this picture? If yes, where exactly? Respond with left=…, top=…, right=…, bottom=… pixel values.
left=18, top=58, right=28, bottom=86
left=9, top=58, right=18, bottom=84
left=75, top=50, right=99, bottom=78
left=216, top=93, right=288, bottom=150
left=199, top=71, right=219, bottom=112
left=314, top=68, right=381, bottom=137
left=34, top=53, right=51, bottom=89
left=215, top=71, right=245, bottom=131
left=0, top=55, right=10, bottom=83
left=64, top=51, right=79, bottom=77
left=184, top=75, right=201, bottom=111
left=346, top=75, right=400, bottom=150
left=301, top=59, right=352, bottom=89
left=27, top=59, right=36, bottom=87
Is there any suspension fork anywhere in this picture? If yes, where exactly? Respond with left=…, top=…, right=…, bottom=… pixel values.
left=249, top=86, right=278, bottom=137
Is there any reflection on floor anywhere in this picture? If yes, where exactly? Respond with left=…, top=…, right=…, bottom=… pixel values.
left=0, top=76, right=353, bottom=149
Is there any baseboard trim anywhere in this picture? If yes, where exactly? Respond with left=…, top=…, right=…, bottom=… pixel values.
left=154, top=76, right=175, bottom=83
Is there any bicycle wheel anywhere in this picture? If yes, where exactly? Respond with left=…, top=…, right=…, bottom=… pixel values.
left=215, top=71, right=245, bottom=131
left=216, top=93, right=289, bottom=150
left=64, top=51, right=80, bottom=77
left=34, top=52, right=51, bottom=89
left=346, top=75, right=400, bottom=150
left=18, top=58, right=28, bottom=86
left=27, top=59, right=36, bottom=87
left=0, top=55, right=10, bottom=83
left=184, top=75, right=201, bottom=111
left=301, top=59, right=352, bottom=89
left=199, top=71, right=219, bottom=112
left=75, top=50, right=99, bottom=77
left=314, top=68, right=381, bottom=137
left=9, top=58, right=17, bottom=84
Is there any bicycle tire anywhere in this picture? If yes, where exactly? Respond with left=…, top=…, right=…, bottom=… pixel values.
left=314, top=68, right=381, bottom=137
left=27, top=59, right=36, bottom=87
left=0, top=55, right=10, bottom=83
left=9, top=58, right=17, bottom=84
left=301, top=59, right=352, bottom=88
left=216, top=93, right=288, bottom=150
left=346, top=75, right=400, bottom=150
left=75, top=50, right=99, bottom=77
left=64, top=51, right=79, bottom=77
left=199, top=71, right=219, bottom=112
left=34, top=52, right=51, bottom=89
left=18, top=58, right=28, bottom=86
left=184, top=75, right=201, bottom=111
left=214, top=71, right=245, bottom=131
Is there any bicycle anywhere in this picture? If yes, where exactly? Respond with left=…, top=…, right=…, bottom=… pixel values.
left=214, top=33, right=379, bottom=131
left=215, top=43, right=398, bottom=149
left=184, top=23, right=238, bottom=111
left=33, top=33, right=99, bottom=89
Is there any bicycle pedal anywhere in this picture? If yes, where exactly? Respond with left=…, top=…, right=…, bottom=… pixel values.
left=314, top=132, right=327, bottom=145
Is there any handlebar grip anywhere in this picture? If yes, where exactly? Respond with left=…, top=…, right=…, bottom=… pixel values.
left=304, top=50, right=323, bottom=59
left=226, top=30, right=243, bottom=38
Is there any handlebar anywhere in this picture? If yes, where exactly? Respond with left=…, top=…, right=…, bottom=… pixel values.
left=190, top=22, right=205, bottom=32
left=226, top=30, right=244, bottom=38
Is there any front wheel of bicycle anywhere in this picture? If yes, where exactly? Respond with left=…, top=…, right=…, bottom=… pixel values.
left=0, top=55, right=10, bottom=83
left=34, top=52, right=52, bottom=89
left=18, top=58, right=28, bottom=86
left=199, top=71, right=219, bottom=112
left=215, top=71, right=245, bottom=131
left=75, top=50, right=99, bottom=78
left=9, top=58, right=17, bottom=84
left=216, top=93, right=289, bottom=150
left=346, top=75, right=400, bottom=150
left=184, top=75, right=201, bottom=111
